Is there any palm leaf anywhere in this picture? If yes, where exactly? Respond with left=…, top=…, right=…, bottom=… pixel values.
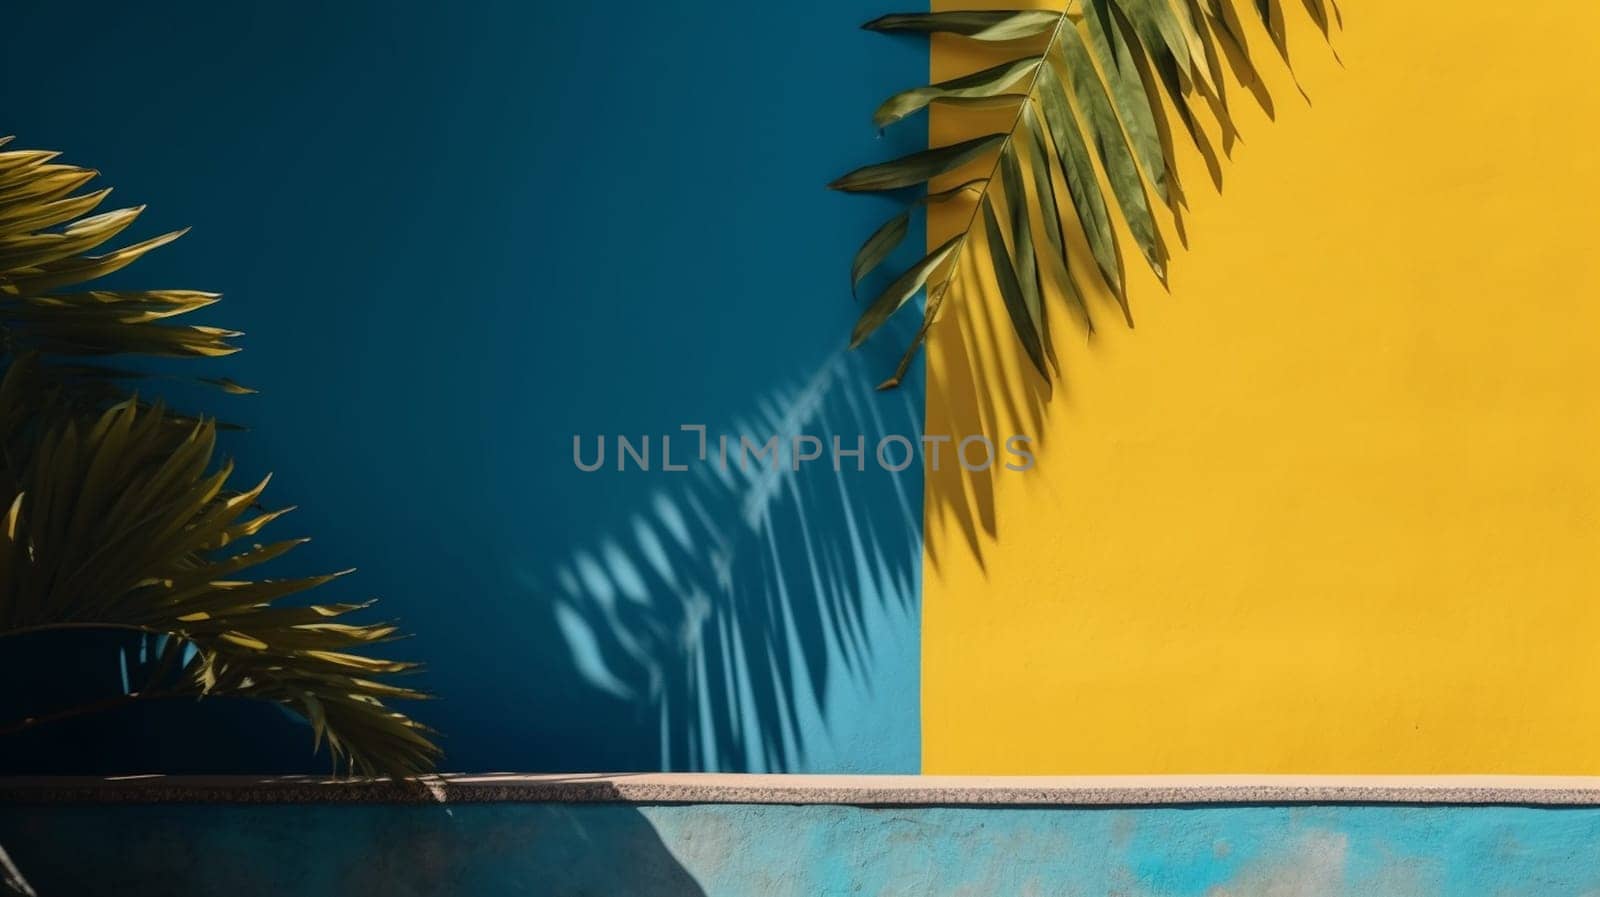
left=1021, top=103, right=1095, bottom=330
left=1047, top=28, right=1164, bottom=279
left=832, top=1, right=1331, bottom=388
left=875, top=57, right=1041, bottom=129
left=1083, top=0, right=1169, bottom=200
left=0, top=365, right=438, bottom=777
left=830, top=133, right=1007, bottom=192
left=0, top=144, right=242, bottom=406
left=850, top=177, right=985, bottom=295
left=996, top=148, right=1048, bottom=367
left=852, top=234, right=964, bottom=348
left=862, top=9, right=1069, bottom=40
left=0, top=147, right=436, bottom=776
left=981, top=196, right=1048, bottom=380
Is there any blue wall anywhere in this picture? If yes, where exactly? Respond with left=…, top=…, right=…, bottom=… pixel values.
left=0, top=2, right=928, bottom=772
left=7, top=802, right=1600, bottom=896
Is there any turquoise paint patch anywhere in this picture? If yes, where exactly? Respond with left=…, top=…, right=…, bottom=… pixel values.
left=7, top=804, right=1600, bottom=896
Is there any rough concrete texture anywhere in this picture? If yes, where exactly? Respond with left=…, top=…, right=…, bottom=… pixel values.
left=5, top=773, right=1600, bottom=806
left=3, top=801, right=1600, bottom=896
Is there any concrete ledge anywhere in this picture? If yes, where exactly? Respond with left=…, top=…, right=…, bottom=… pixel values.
left=5, top=774, right=1600, bottom=806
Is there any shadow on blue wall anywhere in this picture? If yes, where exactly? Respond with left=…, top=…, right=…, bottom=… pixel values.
left=2, top=797, right=711, bottom=897
left=525, top=353, right=922, bottom=771
left=0, top=1, right=927, bottom=773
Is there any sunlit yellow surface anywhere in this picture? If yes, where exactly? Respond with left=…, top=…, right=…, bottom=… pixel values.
left=922, top=1, right=1600, bottom=772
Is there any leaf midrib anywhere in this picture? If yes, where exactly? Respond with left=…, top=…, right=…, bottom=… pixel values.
left=919, top=3, right=1080, bottom=339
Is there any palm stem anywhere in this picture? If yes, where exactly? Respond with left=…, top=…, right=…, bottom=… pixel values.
left=882, top=2, right=1079, bottom=387
left=0, top=622, right=168, bottom=641
left=0, top=691, right=178, bottom=737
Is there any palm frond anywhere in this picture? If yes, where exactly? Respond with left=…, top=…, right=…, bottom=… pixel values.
left=0, top=359, right=438, bottom=773
left=0, top=145, right=435, bottom=775
left=833, top=2, right=1335, bottom=389
left=0, top=360, right=438, bottom=777
left=0, top=142, right=240, bottom=406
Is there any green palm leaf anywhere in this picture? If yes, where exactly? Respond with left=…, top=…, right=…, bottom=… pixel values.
left=0, top=144, right=241, bottom=406
left=875, top=57, right=1041, bottom=129
left=0, top=364, right=438, bottom=777
left=1047, top=29, right=1164, bottom=280
left=831, top=1, right=1332, bottom=388
left=862, top=9, right=1068, bottom=40
left=1021, top=103, right=1094, bottom=330
left=997, top=147, right=1048, bottom=368
left=851, top=177, right=986, bottom=295
left=830, top=133, right=1007, bottom=192
left=852, top=234, right=964, bottom=348
left=1083, top=0, right=1169, bottom=200
left=980, top=196, right=1048, bottom=380
left=0, top=146, right=438, bottom=776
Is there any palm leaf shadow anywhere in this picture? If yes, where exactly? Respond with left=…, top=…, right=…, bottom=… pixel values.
left=522, top=352, right=923, bottom=771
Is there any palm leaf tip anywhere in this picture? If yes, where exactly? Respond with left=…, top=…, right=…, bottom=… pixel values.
left=850, top=234, right=962, bottom=349
left=829, top=133, right=1006, bottom=192
left=851, top=212, right=911, bottom=296
left=872, top=56, right=1040, bottom=129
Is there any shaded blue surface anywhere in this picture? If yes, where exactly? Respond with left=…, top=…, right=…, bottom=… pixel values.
left=6, top=802, right=1600, bottom=896
left=0, top=2, right=928, bottom=772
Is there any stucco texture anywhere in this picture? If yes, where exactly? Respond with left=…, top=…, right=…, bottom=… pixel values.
left=922, top=1, right=1600, bottom=772
left=6, top=802, right=1600, bottom=896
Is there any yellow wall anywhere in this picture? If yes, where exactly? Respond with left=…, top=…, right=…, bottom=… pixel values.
left=923, top=1, right=1600, bottom=772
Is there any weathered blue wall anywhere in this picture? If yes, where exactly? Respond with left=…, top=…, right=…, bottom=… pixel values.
left=0, top=1, right=926, bottom=773
left=6, top=803, right=1600, bottom=895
